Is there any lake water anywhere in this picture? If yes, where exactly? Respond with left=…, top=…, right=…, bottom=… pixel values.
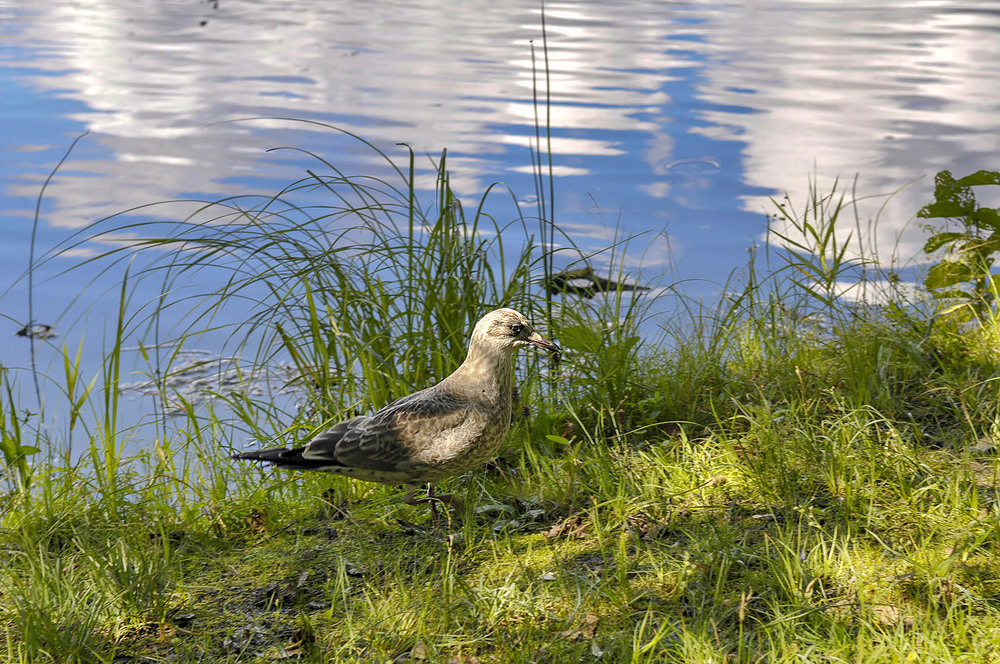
left=1, top=0, right=999, bottom=398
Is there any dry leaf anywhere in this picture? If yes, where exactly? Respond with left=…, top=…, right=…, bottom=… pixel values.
left=392, top=641, right=429, bottom=664
left=871, top=604, right=902, bottom=627
left=970, top=437, right=995, bottom=453
left=247, top=508, right=267, bottom=532
left=448, top=655, right=480, bottom=664
left=626, top=512, right=667, bottom=540
left=269, top=580, right=297, bottom=604
left=560, top=614, right=599, bottom=641
left=543, top=514, right=589, bottom=540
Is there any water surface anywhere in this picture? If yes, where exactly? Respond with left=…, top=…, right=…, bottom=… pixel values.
left=2, top=0, right=999, bottom=372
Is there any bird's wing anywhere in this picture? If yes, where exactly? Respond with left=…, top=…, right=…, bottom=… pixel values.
left=300, top=388, right=473, bottom=472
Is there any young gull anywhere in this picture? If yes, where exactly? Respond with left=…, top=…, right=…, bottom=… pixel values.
left=233, top=308, right=560, bottom=517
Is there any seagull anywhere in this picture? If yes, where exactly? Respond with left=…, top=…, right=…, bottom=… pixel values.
left=233, top=308, right=560, bottom=520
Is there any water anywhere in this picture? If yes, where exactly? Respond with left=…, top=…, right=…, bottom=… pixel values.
left=1, top=0, right=999, bottom=390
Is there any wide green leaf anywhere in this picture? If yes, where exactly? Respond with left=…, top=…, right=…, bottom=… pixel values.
left=918, top=199, right=972, bottom=220
left=971, top=207, right=1000, bottom=232
left=956, top=170, right=1000, bottom=187
left=923, top=232, right=965, bottom=253
left=558, top=324, right=602, bottom=353
left=925, top=261, right=973, bottom=291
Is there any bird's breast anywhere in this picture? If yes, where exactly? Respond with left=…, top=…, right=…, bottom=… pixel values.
left=410, top=402, right=509, bottom=470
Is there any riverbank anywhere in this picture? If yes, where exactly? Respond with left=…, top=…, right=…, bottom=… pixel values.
left=2, top=169, right=1000, bottom=663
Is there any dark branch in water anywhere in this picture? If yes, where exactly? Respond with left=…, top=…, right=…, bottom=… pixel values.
left=16, top=324, right=57, bottom=340
left=544, top=266, right=650, bottom=299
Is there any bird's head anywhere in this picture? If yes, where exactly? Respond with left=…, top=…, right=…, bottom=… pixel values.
left=472, top=308, right=561, bottom=356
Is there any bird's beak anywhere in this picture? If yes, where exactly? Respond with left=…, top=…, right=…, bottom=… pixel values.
left=528, top=331, right=561, bottom=354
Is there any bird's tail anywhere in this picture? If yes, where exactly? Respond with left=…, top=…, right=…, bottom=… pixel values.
left=232, top=446, right=332, bottom=471
left=232, top=447, right=290, bottom=463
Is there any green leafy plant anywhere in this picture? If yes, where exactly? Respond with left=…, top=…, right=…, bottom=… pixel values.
left=0, top=371, right=39, bottom=490
left=920, top=169, right=1000, bottom=318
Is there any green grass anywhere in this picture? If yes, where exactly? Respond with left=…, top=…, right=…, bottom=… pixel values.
left=2, top=142, right=1000, bottom=662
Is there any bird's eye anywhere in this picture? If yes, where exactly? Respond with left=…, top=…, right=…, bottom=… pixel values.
left=510, top=324, right=523, bottom=335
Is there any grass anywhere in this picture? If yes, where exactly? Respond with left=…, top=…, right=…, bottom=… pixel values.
left=2, top=138, right=1000, bottom=663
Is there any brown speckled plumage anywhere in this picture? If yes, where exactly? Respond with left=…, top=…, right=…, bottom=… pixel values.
left=233, top=309, right=559, bottom=506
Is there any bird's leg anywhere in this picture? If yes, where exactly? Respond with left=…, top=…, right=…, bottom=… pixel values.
left=403, top=483, right=439, bottom=526
left=426, top=484, right=465, bottom=515
left=403, top=484, right=463, bottom=527
left=426, top=484, right=440, bottom=527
